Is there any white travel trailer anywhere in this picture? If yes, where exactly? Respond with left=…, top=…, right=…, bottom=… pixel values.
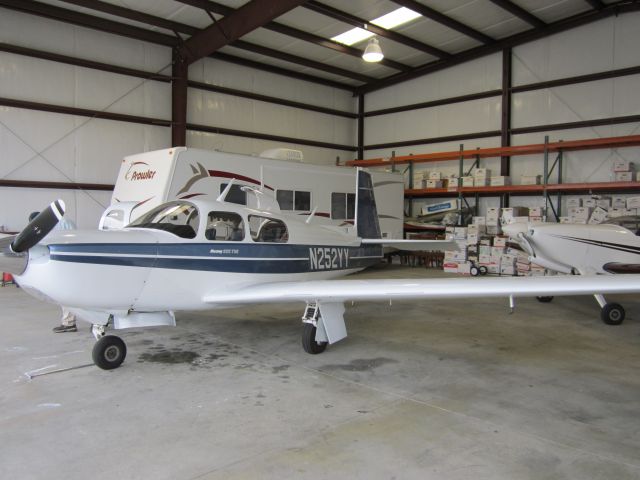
left=100, top=147, right=404, bottom=239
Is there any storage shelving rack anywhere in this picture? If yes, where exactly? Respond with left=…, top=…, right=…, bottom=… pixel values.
left=347, top=134, right=640, bottom=224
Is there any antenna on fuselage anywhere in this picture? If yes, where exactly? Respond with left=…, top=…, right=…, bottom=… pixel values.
left=217, top=178, right=235, bottom=202
left=306, top=206, right=318, bottom=224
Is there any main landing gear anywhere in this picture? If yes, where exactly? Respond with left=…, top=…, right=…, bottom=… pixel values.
left=599, top=301, right=625, bottom=326
left=301, top=304, right=328, bottom=354
left=91, top=323, right=127, bottom=370
left=535, top=294, right=626, bottom=326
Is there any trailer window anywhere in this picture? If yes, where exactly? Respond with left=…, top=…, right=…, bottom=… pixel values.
left=249, top=215, right=288, bottom=243
left=220, top=183, right=247, bottom=205
left=331, top=192, right=355, bottom=220
left=205, top=212, right=244, bottom=241
left=129, top=202, right=199, bottom=239
left=277, top=190, right=311, bottom=211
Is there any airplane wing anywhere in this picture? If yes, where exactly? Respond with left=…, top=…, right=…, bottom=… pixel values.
left=204, top=274, right=639, bottom=305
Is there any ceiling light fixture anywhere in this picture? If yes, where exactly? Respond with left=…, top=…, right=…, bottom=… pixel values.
left=332, top=7, right=421, bottom=46
left=362, top=37, right=384, bottom=62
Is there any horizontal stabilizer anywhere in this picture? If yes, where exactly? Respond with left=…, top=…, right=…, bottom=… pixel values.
left=361, top=239, right=457, bottom=252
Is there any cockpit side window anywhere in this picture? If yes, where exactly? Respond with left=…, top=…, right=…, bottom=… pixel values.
left=248, top=215, right=288, bottom=243
left=205, top=212, right=245, bottom=241
left=128, top=202, right=199, bottom=239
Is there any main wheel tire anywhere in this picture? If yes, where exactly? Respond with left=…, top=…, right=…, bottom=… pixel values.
left=536, top=296, right=554, bottom=303
left=302, top=323, right=327, bottom=355
left=92, top=335, right=127, bottom=370
left=470, top=266, right=479, bottom=277
left=601, top=303, right=625, bottom=326
left=478, top=266, right=488, bottom=276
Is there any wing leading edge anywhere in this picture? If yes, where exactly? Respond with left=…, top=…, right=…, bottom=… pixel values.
left=204, top=274, right=639, bottom=305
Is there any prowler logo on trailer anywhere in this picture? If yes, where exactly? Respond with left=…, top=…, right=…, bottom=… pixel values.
left=125, top=162, right=157, bottom=181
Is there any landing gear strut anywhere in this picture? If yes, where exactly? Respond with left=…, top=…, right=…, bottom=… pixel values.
left=91, top=319, right=127, bottom=369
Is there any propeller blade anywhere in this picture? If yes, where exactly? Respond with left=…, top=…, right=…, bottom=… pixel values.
left=11, top=200, right=66, bottom=253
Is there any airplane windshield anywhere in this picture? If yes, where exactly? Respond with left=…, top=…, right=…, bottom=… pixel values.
left=128, top=202, right=199, bottom=239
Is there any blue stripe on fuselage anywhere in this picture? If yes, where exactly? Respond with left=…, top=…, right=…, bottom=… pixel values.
left=48, top=243, right=383, bottom=274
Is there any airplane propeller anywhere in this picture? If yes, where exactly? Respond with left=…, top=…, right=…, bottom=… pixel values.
left=0, top=199, right=65, bottom=276
left=11, top=200, right=66, bottom=253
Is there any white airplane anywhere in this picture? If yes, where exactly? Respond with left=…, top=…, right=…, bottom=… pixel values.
left=502, top=220, right=640, bottom=325
left=1, top=171, right=638, bottom=370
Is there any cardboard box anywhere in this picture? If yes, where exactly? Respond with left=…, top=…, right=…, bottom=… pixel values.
left=529, top=216, right=543, bottom=224
left=583, top=198, right=597, bottom=208
left=443, top=262, right=459, bottom=274
left=529, top=207, right=544, bottom=217
left=490, top=176, right=510, bottom=186
left=478, top=254, right=492, bottom=264
left=521, top=175, right=541, bottom=185
left=615, top=171, right=635, bottom=182
left=461, top=176, right=474, bottom=187
left=573, top=207, right=593, bottom=220
left=612, top=196, right=626, bottom=209
left=500, top=265, right=516, bottom=276
left=474, top=168, right=490, bottom=177
left=467, top=224, right=486, bottom=234
left=426, top=180, right=444, bottom=188
left=566, top=198, right=581, bottom=208
left=589, top=207, right=608, bottom=224
left=491, top=246, right=506, bottom=257
left=454, top=227, right=467, bottom=238
left=493, top=236, right=508, bottom=247
left=613, top=159, right=633, bottom=172
left=596, top=198, right=611, bottom=209
left=559, top=217, right=572, bottom=223
left=422, top=200, right=458, bottom=216
left=473, top=216, right=486, bottom=225
left=479, top=238, right=492, bottom=246
left=428, top=171, right=441, bottom=180
left=627, top=197, right=640, bottom=209
left=474, top=177, right=489, bottom=187
left=457, top=262, right=472, bottom=275
left=486, top=225, right=501, bottom=235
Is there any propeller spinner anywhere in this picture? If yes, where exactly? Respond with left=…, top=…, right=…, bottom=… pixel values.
left=0, top=200, right=65, bottom=275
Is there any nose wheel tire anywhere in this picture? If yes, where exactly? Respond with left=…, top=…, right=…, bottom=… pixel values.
left=92, top=335, right=127, bottom=370
left=601, top=303, right=625, bottom=325
left=536, top=296, right=554, bottom=303
left=302, top=323, right=327, bottom=354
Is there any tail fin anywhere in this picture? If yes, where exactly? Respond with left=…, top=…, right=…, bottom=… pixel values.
left=355, top=168, right=382, bottom=239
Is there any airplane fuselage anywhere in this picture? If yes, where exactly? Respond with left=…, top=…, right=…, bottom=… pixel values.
left=516, top=223, right=640, bottom=274
left=16, top=228, right=383, bottom=313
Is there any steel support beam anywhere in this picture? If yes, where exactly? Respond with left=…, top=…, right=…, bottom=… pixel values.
left=358, top=2, right=640, bottom=94
left=487, top=0, right=546, bottom=28
left=176, top=0, right=416, bottom=69
left=357, top=95, right=365, bottom=159
left=179, top=0, right=307, bottom=65
left=303, top=1, right=451, bottom=58
left=584, top=0, right=605, bottom=10
left=391, top=0, right=494, bottom=44
left=501, top=48, right=512, bottom=176
left=0, top=0, right=178, bottom=47
left=171, top=48, right=188, bottom=147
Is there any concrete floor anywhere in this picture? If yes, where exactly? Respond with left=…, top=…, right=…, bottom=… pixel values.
left=1, top=265, right=640, bottom=480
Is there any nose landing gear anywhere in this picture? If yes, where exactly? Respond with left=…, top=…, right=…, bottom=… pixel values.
left=91, top=322, right=127, bottom=370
